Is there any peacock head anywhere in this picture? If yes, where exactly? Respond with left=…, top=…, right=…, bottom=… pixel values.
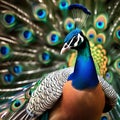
left=61, top=28, right=87, bottom=54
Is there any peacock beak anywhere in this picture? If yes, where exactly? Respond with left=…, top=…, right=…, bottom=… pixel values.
left=60, top=43, right=71, bottom=55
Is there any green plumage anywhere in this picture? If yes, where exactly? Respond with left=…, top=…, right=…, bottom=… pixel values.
left=40, top=110, right=49, bottom=120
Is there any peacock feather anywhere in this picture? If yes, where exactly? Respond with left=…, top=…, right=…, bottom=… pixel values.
left=0, top=0, right=120, bottom=120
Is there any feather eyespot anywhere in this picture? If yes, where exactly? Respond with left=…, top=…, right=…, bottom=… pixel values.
left=104, top=71, right=113, bottom=84
left=0, top=45, right=10, bottom=56
left=94, top=14, right=108, bottom=31
left=10, top=65, right=23, bottom=75
left=38, top=50, right=52, bottom=65
left=2, top=12, right=16, bottom=28
left=101, top=115, right=108, bottom=120
left=18, top=27, right=35, bottom=45
left=95, top=33, right=106, bottom=44
left=33, top=4, right=48, bottom=21
left=113, top=25, right=120, bottom=43
left=2, top=73, right=14, bottom=85
left=114, top=58, right=120, bottom=74
left=0, top=42, right=11, bottom=59
left=11, top=100, right=21, bottom=111
left=64, top=17, right=75, bottom=32
left=59, top=0, right=70, bottom=10
left=47, top=31, right=61, bottom=46
left=13, top=65, right=22, bottom=74
left=37, top=9, right=46, bottom=19
left=11, top=99, right=25, bottom=112
left=86, top=27, right=97, bottom=42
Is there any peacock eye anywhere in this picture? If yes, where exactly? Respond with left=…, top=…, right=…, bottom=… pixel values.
left=73, top=36, right=78, bottom=42
left=64, top=44, right=68, bottom=48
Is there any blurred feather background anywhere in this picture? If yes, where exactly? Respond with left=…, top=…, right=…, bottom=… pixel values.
left=0, top=0, right=120, bottom=119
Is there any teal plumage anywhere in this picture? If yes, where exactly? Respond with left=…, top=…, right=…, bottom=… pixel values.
left=66, top=29, right=99, bottom=89
left=40, top=111, right=49, bottom=120
left=0, top=0, right=120, bottom=120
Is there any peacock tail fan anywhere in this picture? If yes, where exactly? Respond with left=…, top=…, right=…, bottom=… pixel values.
left=0, top=0, right=120, bottom=120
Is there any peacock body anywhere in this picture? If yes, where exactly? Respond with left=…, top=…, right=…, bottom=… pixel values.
left=0, top=0, right=120, bottom=120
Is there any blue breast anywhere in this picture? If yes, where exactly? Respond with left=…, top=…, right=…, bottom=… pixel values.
left=68, top=55, right=99, bottom=90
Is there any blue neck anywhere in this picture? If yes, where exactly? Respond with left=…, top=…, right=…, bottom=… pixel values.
left=68, top=40, right=99, bottom=90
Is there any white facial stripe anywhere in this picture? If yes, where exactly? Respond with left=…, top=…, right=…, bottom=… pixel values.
left=78, top=33, right=84, bottom=42
left=74, top=35, right=80, bottom=47
left=74, top=33, right=84, bottom=47
left=68, top=36, right=76, bottom=47
left=64, top=43, right=67, bottom=47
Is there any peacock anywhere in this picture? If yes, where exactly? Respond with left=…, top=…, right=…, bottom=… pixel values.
left=0, top=0, right=120, bottom=120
